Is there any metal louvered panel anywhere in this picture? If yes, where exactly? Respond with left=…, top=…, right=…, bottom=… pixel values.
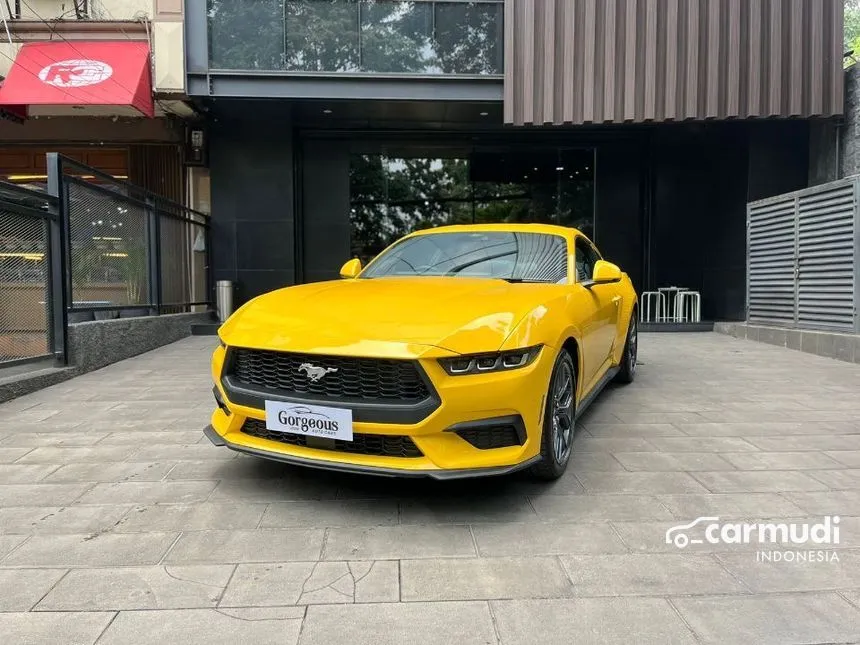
left=797, top=184, right=856, bottom=331
left=746, top=178, right=859, bottom=333
left=747, top=196, right=796, bottom=325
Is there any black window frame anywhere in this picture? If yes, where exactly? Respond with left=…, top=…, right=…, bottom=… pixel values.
left=574, top=236, right=601, bottom=284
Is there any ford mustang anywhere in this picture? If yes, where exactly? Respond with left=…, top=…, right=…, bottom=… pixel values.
left=205, top=223, right=638, bottom=480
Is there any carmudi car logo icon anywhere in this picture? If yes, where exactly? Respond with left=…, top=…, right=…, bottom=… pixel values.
left=665, top=516, right=720, bottom=548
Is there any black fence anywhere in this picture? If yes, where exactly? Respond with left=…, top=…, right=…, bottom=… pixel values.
left=0, top=181, right=62, bottom=366
left=0, top=153, right=212, bottom=368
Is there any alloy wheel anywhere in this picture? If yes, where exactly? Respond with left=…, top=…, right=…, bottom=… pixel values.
left=551, top=362, right=575, bottom=463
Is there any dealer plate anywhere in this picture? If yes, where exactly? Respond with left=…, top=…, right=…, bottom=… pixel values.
left=264, top=401, right=353, bottom=442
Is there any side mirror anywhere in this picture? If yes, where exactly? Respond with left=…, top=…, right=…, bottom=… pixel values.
left=584, top=260, right=622, bottom=288
left=339, top=258, right=362, bottom=279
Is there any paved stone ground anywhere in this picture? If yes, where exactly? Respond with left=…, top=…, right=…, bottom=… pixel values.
left=1, top=333, right=859, bottom=644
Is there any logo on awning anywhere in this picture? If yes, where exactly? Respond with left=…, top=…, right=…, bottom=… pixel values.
left=39, top=59, right=113, bottom=88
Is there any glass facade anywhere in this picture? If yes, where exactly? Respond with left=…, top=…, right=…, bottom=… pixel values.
left=348, top=148, right=595, bottom=263
left=208, top=0, right=503, bottom=75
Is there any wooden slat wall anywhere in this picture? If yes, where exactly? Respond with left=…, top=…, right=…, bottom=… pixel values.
left=504, top=0, right=844, bottom=126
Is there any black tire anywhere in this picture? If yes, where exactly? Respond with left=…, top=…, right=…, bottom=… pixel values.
left=614, top=314, right=638, bottom=384
left=531, top=350, right=577, bottom=481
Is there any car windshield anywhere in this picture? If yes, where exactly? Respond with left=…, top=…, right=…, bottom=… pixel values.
left=361, top=231, right=568, bottom=283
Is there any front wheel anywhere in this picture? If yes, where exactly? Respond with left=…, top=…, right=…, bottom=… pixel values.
left=531, top=351, right=577, bottom=481
left=614, top=314, right=637, bottom=384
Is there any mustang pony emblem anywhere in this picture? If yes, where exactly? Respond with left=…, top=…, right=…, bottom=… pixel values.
left=298, top=363, right=338, bottom=382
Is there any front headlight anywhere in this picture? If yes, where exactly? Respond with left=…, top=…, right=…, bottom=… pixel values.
left=438, top=345, right=542, bottom=376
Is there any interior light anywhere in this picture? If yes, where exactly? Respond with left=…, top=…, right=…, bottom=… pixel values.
left=479, top=111, right=489, bottom=116
left=323, top=109, right=332, bottom=114
left=556, top=166, right=564, bottom=171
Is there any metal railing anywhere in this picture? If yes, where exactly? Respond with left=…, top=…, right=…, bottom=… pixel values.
left=0, top=154, right=212, bottom=369
left=0, top=180, right=63, bottom=367
left=50, top=154, right=212, bottom=322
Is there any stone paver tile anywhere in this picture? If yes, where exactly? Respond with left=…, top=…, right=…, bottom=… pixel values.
left=585, top=423, right=685, bottom=437
left=720, top=452, right=843, bottom=471
left=807, top=469, right=860, bottom=490
left=164, top=458, right=280, bottom=481
left=573, top=437, right=659, bottom=453
left=43, top=461, right=176, bottom=483
left=716, top=551, right=860, bottom=592
left=576, top=472, right=709, bottom=494
left=0, top=464, right=60, bottom=484
left=561, top=554, right=747, bottom=596
left=747, top=435, right=860, bottom=452
left=612, top=452, right=735, bottom=472
left=97, top=607, right=304, bottom=645
left=37, top=565, right=233, bottom=611
left=826, top=451, right=860, bottom=467
left=261, top=500, right=398, bottom=528
left=609, top=520, right=781, bottom=553
left=658, top=493, right=807, bottom=520
left=0, top=612, right=115, bottom=645
left=610, top=411, right=707, bottom=424
left=785, top=490, right=860, bottom=515
left=0, top=505, right=132, bottom=534
left=4, top=532, right=178, bottom=567
left=0, top=534, right=28, bottom=558
left=530, top=494, right=674, bottom=522
left=567, top=451, right=626, bottom=471
left=0, top=568, right=66, bottom=611
left=300, top=601, right=496, bottom=645
left=843, top=589, right=860, bottom=609
left=0, top=432, right=110, bottom=447
left=131, top=444, right=236, bottom=462
left=675, top=422, right=853, bottom=437
left=673, top=592, right=860, bottom=644
left=491, top=598, right=697, bottom=645
left=324, top=525, right=476, bottom=560
left=16, top=445, right=140, bottom=464
left=399, top=496, right=536, bottom=525
left=692, top=471, right=830, bottom=493
left=75, top=481, right=218, bottom=505
left=646, top=437, right=759, bottom=452
left=473, top=521, right=628, bottom=556
left=209, top=477, right=340, bottom=502
left=0, top=483, right=92, bottom=507
left=401, top=556, right=573, bottom=601
left=98, top=430, right=203, bottom=445
left=116, top=503, right=266, bottom=533
left=220, top=561, right=399, bottom=606
left=0, top=447, right=34, bottom=463
left=165, top=529, right=324, bottom=564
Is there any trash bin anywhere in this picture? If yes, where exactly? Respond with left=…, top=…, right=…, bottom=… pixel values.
left=216, top=280, right=234, bottom=323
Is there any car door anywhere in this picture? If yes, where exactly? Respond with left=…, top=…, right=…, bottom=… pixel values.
left=573, top=237, right=618, bottom=389
left=587, top=239, right=622, bottom=365
left=572, top=236, right=605, bottom=390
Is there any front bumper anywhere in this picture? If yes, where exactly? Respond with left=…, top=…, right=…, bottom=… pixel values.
left=206, top=343, right=555, bottom=477
left=203, top=424, right=540, bottom=479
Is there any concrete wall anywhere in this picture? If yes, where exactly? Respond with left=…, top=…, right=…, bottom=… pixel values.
left=809, top=64, right=860, bottom=186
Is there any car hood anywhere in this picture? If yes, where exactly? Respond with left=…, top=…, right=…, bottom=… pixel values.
left=219, top=277, right=563, bottom=359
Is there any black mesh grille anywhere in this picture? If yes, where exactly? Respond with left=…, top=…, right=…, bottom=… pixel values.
left=241, top=418, right=423, bottom=458
left=229, top=348, right=430, bottom=402
left=455, top=424, right=523, bottom=449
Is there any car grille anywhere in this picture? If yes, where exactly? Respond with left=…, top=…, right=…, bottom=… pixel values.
left=455, top=424, right=523, bottom=449
left=229, top=348, right=430, bottom=402
left=241, top=418, right=423, bottom=458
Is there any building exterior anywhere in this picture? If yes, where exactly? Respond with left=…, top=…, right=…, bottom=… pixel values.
left=184, top=0, right=845, bottom=323
left=0, top=0, right=206, bottom=207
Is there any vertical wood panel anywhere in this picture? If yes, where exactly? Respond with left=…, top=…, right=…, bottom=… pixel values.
left=505, top=0, right=845, bottom=125
left=623, top=0, right=638, bottom=121
left=582, top=0, right=597, bottom=123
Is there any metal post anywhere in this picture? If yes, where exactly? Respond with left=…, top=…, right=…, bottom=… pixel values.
left=145, top=197, right=162, bottom=314
left=216, top=280, right=234, bottom=323
left=45, top=153, right=68, bottom=367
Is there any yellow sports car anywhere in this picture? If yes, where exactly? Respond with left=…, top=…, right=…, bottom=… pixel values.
left=205, top=223, right=638, bottom=480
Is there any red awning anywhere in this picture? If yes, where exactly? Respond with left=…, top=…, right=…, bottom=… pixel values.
left=0, top=41, right=154, bottom=118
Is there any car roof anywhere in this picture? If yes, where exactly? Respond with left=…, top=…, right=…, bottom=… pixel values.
left=406, top=223, right=584, bottom=239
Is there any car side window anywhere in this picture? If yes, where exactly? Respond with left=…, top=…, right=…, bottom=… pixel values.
left=574, top=238, right=601, bottom=282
